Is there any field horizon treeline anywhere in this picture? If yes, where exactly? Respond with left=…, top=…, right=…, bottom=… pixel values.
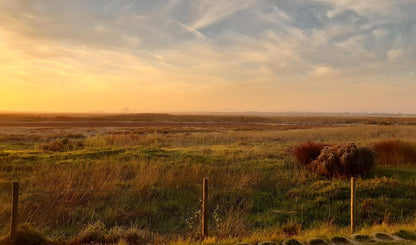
left=1, top=114, right=416, bottom=244
left=1, top=112, right=416, bottom=126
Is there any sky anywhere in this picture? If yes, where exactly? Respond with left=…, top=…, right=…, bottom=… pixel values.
left=0, top=0, right=415, bottom=113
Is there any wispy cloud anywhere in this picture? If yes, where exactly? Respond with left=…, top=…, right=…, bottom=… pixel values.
left=170, top=19, right=206, bottom=40
left=191, top=0, right=255, bottom=29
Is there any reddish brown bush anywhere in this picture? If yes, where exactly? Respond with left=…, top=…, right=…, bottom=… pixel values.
left=293, top=141, right=326, bottom=166
left=309, top=143, right=375, bottom=178
left=373, top=139, right=416, bottom=165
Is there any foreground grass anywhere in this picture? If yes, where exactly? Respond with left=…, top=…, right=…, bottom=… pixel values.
left=172, top=222, right=416, bottom=245
left=2, top=221, right=416, bottom=244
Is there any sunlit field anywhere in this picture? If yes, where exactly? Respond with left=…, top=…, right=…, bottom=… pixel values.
left=2, top=0, right=416, bottom=244
left=1, top=113, right=416, bottom=244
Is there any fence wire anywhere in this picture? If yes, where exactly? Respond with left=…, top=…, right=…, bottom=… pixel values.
left=0, top=180, right=416, bottom=238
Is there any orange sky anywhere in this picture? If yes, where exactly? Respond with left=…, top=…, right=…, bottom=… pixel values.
left=1, top=1, right=415, bottom=113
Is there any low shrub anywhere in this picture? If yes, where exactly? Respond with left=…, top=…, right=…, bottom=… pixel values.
left=373, top=139, right=416, bottom=165
left=293, top=142, right=326, bottom=166
left=309, top=143, right=375, bottom=178
left=293, top=142, right=375, bottom=178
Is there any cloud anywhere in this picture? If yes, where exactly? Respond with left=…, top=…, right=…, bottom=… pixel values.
left=190, top=0, right=255, bottom=30
left=0, top=0, right=416, bottom=113
left=309, top=65, right=338, bottom=78
left=323, top=0, right=402, bottom=17
left=170, top=19, right=206, bottom=40
left=387, top=49, right=404, bottom=60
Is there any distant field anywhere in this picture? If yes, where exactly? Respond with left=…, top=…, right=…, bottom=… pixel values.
left=1, top=113, right=416, bottom=244
left=1, top=112, right=416, bottom=124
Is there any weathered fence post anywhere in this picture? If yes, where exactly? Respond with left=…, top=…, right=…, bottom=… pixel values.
left=10, top=181, right=19, bottom=242
left=351, top=177, right=356, bottom=233
left=202, top=178, right=208, bottom=239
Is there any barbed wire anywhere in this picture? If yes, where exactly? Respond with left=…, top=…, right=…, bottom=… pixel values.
left=21, top=189, right=125, bottom=194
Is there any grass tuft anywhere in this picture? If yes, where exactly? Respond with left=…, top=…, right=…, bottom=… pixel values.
left=69, top=221, right=152, bottom=245
left=373, top=140, right=416, bottom=165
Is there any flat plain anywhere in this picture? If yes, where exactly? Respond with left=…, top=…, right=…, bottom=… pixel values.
left=1, top=113, right=416, bottom=244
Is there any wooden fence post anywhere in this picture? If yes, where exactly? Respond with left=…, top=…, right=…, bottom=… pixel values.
left=10, top=181, right=19, bottom=241
left=351, top=177, right=356, bottom=233
left=202, top=178, right=208, bottom=239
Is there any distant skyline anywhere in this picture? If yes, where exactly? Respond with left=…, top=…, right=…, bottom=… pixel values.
left=1, top=0, right=415, bottom=113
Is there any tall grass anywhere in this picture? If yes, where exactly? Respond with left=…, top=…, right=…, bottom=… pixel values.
left=373, top=140, right=416, bottom=165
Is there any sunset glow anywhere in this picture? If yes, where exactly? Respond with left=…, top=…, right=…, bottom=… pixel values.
left=1, top=0, right=415, bottom=113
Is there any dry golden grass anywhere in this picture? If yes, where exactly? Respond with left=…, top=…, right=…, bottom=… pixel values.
left=23, top=159, right=271, bottom=194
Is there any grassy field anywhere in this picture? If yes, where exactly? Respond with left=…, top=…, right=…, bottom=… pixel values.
left=1, top=113, right=416, bottom=244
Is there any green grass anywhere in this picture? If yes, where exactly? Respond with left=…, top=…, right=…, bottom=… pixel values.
left=372, top=166, right=416, bottom=182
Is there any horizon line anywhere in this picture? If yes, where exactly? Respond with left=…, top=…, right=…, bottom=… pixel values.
left=0, top=110, right=415, bottom=117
